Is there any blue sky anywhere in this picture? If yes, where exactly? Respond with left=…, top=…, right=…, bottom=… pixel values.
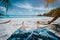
left=0, top=0, right=60, bottom=15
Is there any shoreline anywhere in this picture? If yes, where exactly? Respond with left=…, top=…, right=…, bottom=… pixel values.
left=0, top=17, right=60, bottom=23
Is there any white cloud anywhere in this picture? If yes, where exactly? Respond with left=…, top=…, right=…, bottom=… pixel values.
left=15, top=3, right=33, bottom=10
left=0, top=6, right=6, bottom=13
left=14, top=3, right=54, bottom=15
left=15, top=3, right=53, bottom=11
left=34, top=7, right=53, bottom=10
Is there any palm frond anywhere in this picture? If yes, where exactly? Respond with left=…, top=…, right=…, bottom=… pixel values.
left=0, top=0, right=12, bottom=12
left=0, top=13, right=4, bottom=16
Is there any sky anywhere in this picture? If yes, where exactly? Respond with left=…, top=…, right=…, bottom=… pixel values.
left=0, top=0, right=60, bottom=15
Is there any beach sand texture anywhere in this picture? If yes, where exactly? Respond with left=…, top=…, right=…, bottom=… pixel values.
left=0, top=18, right=60, bottom=40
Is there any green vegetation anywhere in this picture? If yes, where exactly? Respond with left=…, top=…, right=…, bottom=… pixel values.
left=43, top=7, right=60, bottom=17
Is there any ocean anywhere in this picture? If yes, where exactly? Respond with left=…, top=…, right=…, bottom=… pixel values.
left=0, top=15, right=48, bottom=18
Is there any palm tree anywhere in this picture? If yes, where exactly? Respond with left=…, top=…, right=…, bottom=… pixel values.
left=0, top=0, right=11, bottom=12
left=44, top=0, right=60, bottom=24
left=48, top=8, right=60, bottom=24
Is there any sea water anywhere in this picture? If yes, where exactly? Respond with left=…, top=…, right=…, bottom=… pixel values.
left=0, top=15, right=48, bottom=18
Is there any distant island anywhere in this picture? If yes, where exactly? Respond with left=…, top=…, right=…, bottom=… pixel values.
left=37, top=14, right=42, bottom=16
left=37, top=7, right=60, bottom=17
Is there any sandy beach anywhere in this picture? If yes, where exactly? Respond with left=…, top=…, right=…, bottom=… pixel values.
left=0, top=18, right=60, bottom=40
